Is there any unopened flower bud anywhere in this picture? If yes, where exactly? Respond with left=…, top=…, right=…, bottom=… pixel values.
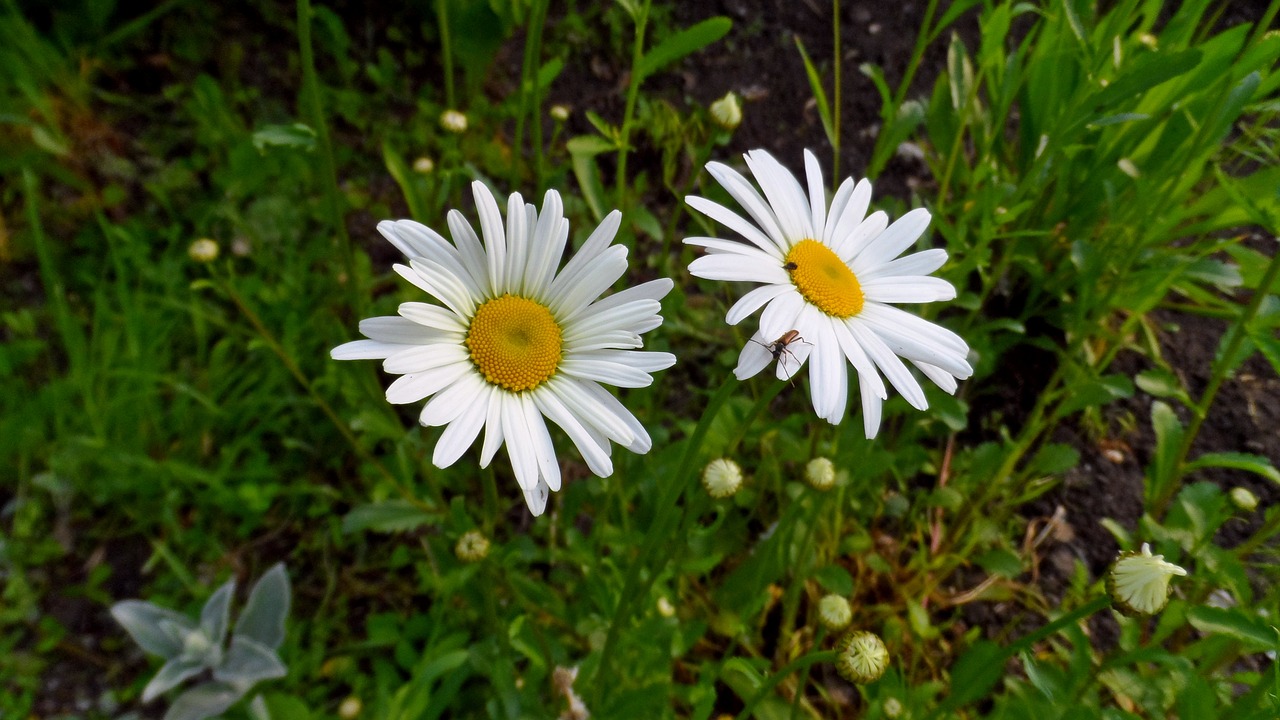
left=1230, top=487, right=1258, bottom=511
left=883, top=697, right=904, bottom=718
left=550, top=104, right=571, bottom=122
left=1107, top=542, right=1187, bottom=616
left=805, top=457, right=836, bottom=491
left=657, top=596, right=676, bottom=618
left=709, top=92, right=742, bottom=130
left=702, top=458, right=743, bottom=498
left=455, top=529, right=490, bottom=562
left=817, top=594, right=852, bottom=631
left=338, top=696, right=362, bottom=720
left=412, top=156, right=436, bottom=174
left=440, top=109, right=468, bottom=134
left=188, top=238, right=219, bottom=263
left=836, top=630, right=888, bottom=684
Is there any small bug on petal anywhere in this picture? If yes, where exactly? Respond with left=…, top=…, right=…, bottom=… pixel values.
left=751, top=329, right=809, bottom=384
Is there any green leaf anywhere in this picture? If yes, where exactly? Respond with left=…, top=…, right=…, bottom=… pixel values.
left=251, top=123, right=317, bottom=153
left=635, top=17, right=732, bottom=83
left=975, top=548, right=1023, bottom=579
left=942, top=640, right=1006, bottom=710
left=795, top=37, right=834, bottom=144
left=260, top=694, right=313, bottom=720
left=1134, top=368, right=1190, bottom=405
left=341, top=500, right=435, bottom=535
left=811, top=565, right=855, bottom=596
left=1187, top=606, right=1280, bottom=651
left=1090, top=49, right=1202, bottom=109
left=567, top=137, right=610, bottom=222
left=1028, top=443, right=1080, bottom=476
left=1148, top=401, right=1185, bottom=504
left=1186, top=452, right=1280, bottom=484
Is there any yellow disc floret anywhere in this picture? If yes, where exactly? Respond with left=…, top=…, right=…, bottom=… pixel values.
left=466, top=294, right=563, bottom=392
left=785, top=239, right=864, bottom=318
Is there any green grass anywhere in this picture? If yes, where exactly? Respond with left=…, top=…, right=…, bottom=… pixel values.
left=2, top=0, right=1280, bottom=717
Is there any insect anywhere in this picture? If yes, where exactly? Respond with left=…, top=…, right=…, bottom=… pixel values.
left=750, top=329, right=808, bottom=383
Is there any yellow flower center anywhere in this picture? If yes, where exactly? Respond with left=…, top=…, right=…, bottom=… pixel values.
left=784, top=239, right=864, bottom=318
left=465, top=294, right=563, bottom=392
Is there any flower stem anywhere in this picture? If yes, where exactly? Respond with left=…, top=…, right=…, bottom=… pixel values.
left=614, top=0, right=651, bottom=209
left=592, top=374, right=740, bottom=700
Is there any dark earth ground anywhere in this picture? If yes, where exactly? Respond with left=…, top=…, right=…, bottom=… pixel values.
left=14, top=0, right=1279, bottom=713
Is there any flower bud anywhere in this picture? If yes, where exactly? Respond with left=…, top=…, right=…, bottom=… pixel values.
left=883, top=697, right=904, bottom=718
left=338, top=696, right=362, bottom=720
left=709, top=92, right=742, bottom=130
left=1107, top=542, right=1187, bottom=616
left=817, top=594, right=852, bottom=631
left=1230, top=487, right=1258, bottom=511
left=657, top=596, right=676, bottom=618
left=439, top=109, right=468, bottom=134
left=188, top=238, right=219, bottom=263
left=412, top=156, right=436, bottom=174
left=702, top=458, right=743, bottom=498
left=805, top=457, right=836, bottom=491
left=836, top=630, right=888, bottom=684
left=549, top=104, right=571, bottom=122
left=455, top=529, right=490, bottom=562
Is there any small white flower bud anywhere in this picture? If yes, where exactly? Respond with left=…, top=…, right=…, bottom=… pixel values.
left=702, top=458, right=743, bottom=498
left=412, top=156, right=436, bottom=174
left=836, top=630, right=888, bottom=684
left=338, top=696, right=362, bottom=719
left=805, top=457, right=836, bottom=491
left=455, top=530, right=490, bottom=562
left=657, top=596, right=676, bottom=618
left=440, top=109, right=469, bottom=134
left=188, top=238, right=219, bottom=263
left=883, top=697, right=904, bottom=718
left=817, top=594, right=852, bottom=631
left=1107, top=542, right=1187, bottom=616
left=549, top=104, right=571, bottom=122
left=1230, top=487, right=1258, bottom=511
left=709, top=92, right=742, bottom=130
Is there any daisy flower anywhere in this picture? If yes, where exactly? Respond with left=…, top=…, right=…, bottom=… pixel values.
left=685, top=149, right=972, bottom=438
left=332, top=182, right=675, bottom=516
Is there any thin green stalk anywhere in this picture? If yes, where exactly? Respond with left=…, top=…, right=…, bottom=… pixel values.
left=296, top=0, right=358, bottom=311
left=614, top=0, right=651, bottom=209
left=1155, top=246, right=1280, bottom=516
left=831, top=0, right=842, bottom=184
left=593, top=373, right=740, bottom=700
left=436, top=0, right=456, bottom=109
left=736, top=650, right=839, bottom=720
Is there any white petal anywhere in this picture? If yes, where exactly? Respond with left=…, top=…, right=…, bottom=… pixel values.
left=685, top=196, right=785, bottom=259
left=382, top=220, right=484, bottom=298
left=808, top=318, right=847, bottom=423
left=585, top=278, right=673, bottom=313
left=523, top=478, right=550, bottom=516
left=551, top=247, right=630, bottom=320
left=545, top=210, right=621, bottom=305
left=359, top=315, right=454, bottom=344
left=576, top=349, right=675, bottom=374
left=545, top=378, right=634, bottom=446
left=332, top=339, right=402, bottom=360
left=689, top=254, right=789, bottom=284
left=834, top=320, right=887, bottom=400
left=803, top=149, right=827, bottom=241
left=853, top=207, right=931, bottom=268
left=725, top=284, right=793, bottom=326
left=419, top=372, right=486, bottom=427
left=446, top=209, right=491, bottom=293
left=861, top=276, right=957, bottom=304
left=504, top=193, right=530, bottom=295
left=758, top=290, right=805, bottom=343
left=502, top=396, right=539, bottom=492
left=858, top=248, right=948, bottom=281
left=913, top=360, right=959, bottom=393
left=397, top=261, right=476, bottom=319
left=473, top=181, right=508, bottom=294
left=706, top=161, right=789, bottom=249
left=834, top=210, right=887, bottom=262
left=734, top=334, right=773, bottom=380
left=560, top=358, right=656, bottom=388
left=385, top=363, right=471, bottom=404
left=566, top=330, right=643, bottom=353
left=524, top=190, right=567, bottom=297
left=821, top=178, right=858, bottom=246
left=685, top=236, right=785, bottom=263
left=579, top=381, right=652, bottom=453
left=860, top=302, right=969, bottom=355
left=857, top=312, right=972, bottom=378
left=860, top=384, right=883, bottom=439
left=849, top=320, right=928, bottom=410
left=745, top=150, right=813, bottom=242
left=432, top=389, right=489, bottom=467
left=563, top=299, right=661, bottom=344
left=397, top=301, right=468, bottom=333
left=479, top=390, right=507, bottom=466
left=533, top=389, right=613, bottom=477
left=521, top=395, right=561, bottom=492
left=383, top=343, right=469, bottom=375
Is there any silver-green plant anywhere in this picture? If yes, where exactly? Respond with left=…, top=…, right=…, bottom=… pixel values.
left=110, top=563, right=290, bottom=720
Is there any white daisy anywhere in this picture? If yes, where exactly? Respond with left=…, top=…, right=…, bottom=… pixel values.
left=685, top=149, right=972, bottom=438
left=332, top=182, right=675, bottom=516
